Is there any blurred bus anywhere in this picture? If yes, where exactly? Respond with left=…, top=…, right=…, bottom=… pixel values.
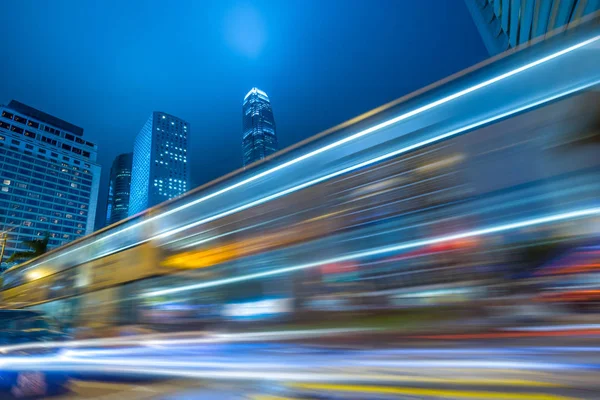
left=1, top=21, right=600, bottom=335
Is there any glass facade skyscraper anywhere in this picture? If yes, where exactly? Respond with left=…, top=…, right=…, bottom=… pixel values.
left=105, top=152, right=132, bottom=226
left=0, top=100, right=100, bottom=269
left=242, top=87, right=278, bottom=167
left=129, top=112, right=189, bottom=216
left=464, top=0, right=600, bottom=55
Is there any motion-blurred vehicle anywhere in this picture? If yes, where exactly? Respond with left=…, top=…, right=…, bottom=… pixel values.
left=0, top=310, right=70, bottom=397
left=73, top=322, right=157, bottom=340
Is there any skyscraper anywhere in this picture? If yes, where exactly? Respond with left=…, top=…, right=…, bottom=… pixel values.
left=129, top=112, right=189, bottom=216
left=242, top=87, right=278, bottom=167
left=0, top=100, right=100, bottom=268
left=464, top=0, right=600, bottom=55
left=105, top=152, right=132, bottom=226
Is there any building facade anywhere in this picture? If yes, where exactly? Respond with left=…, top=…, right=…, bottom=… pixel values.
left=0, top=100, right=100, bottom=269
left=105, top=152, right=133, bottom=226
left=129, top=112, right=189, bottom=216
left=242, top=88, right=278, bottom=167
left=464, top=0, right=600, bottom=55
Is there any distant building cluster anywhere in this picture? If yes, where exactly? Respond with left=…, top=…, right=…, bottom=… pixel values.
left=0, top=87, right=279, bottom=269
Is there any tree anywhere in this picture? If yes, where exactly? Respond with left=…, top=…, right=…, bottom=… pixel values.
left=7, top=232, right=50, bottom=263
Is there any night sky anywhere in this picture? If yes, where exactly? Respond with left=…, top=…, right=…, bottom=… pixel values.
left=0, top=0, right=487, bottom=229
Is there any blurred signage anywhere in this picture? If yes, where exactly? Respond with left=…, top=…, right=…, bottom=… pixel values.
left=222, top=297, right=291, bottom=320
left=84, top=243, right=160, bottom=291
left=321, top=262, right=358, bottom=283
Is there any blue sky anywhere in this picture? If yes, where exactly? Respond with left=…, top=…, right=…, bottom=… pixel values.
left=0, top=0, right=487, bottom=228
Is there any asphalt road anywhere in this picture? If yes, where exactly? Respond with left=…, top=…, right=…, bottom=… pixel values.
left=5, top=332, right=600, bottom=399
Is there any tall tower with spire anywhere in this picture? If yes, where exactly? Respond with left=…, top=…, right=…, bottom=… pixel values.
left=242, top=87, right=278, bottom=167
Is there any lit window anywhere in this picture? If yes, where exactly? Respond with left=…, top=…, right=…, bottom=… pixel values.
left=1, top=187, right=8, bottom=192
left=3, top=179, right=10, bottom=185
left=162, top=115, right=166, bottom=119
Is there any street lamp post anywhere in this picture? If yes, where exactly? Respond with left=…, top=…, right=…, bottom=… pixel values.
left=0, top=232, right=7, bottom=268
left=0, top=232, right=7, bottom=271
left=0, top=229, right=13, bottom=271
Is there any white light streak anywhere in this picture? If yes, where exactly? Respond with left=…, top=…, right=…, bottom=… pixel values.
left=0, top=328, right=370, bottom=355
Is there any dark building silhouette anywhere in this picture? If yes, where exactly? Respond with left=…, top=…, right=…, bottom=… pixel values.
left=105, top=152, right=133, bottom=226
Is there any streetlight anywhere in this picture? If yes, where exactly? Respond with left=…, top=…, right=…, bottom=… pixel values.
left=0, top=232, right=8, bottom=268
left=0, top=227, right=16, bottom=270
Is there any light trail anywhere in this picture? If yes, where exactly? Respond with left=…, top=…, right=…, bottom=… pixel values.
left=143, top=206, right=600, bottom=297
left=0, top=355, right=587, bottom=375
left=16, top=33, right=600, bottom=274
left=0, top=328, right=371, bottom=354
left=59, top=345, right=600, bottom=360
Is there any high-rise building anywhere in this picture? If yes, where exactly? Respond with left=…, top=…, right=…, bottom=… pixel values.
left=242, top=87, right=278, bottom=167
left=464, top=0, right=600, bottom=55
left=129, top=112, right=189, bottom=216
left=105, top=152, right=133, bottom=226
left=0, top=100, right=100, bottom=268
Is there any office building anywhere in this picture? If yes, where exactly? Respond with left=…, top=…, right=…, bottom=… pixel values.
left=464, top=0, right=600, bottom=55
left=129, top=112, right=189, bottom=216
left=105, top=152, right=133, bottom=226
left=0, top=100, right=100, bottom=268
left=242, top=87, right=278, bottom=166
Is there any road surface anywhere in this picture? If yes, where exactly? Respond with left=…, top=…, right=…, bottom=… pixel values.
left=4, top=330, right=600, bottom=399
